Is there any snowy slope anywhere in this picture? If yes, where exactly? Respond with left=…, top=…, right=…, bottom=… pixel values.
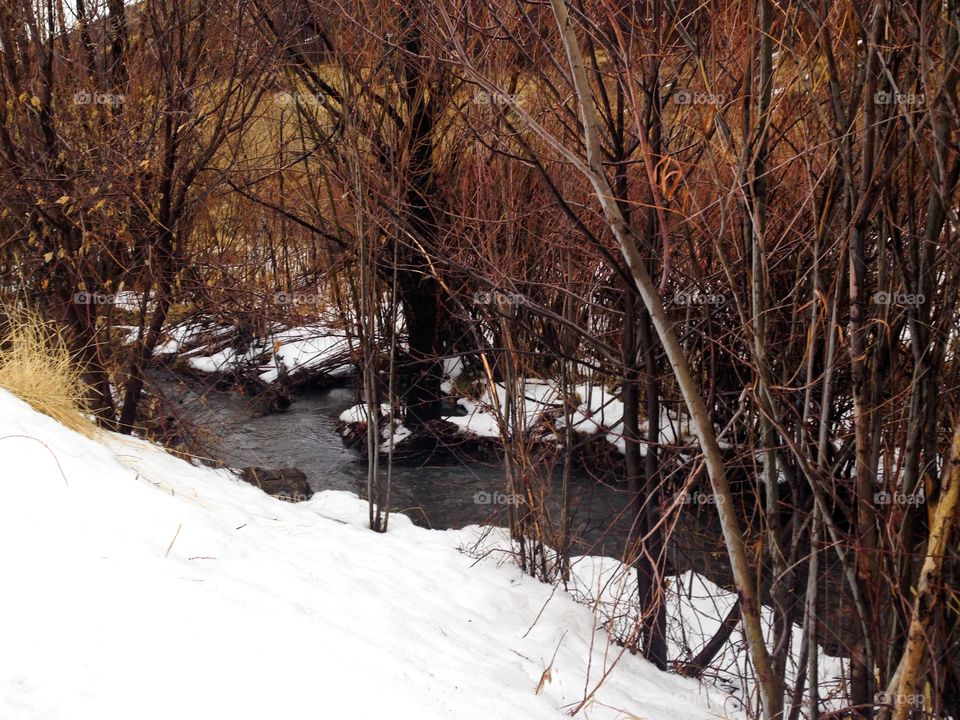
left=0, top=389, right=730, bottom=720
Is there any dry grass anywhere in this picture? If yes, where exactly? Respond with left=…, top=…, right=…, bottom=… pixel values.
left=0, top=303, right=96, bottom=437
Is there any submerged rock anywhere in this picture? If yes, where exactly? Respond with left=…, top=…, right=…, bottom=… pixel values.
left=236, top=466, right=312, bottom=502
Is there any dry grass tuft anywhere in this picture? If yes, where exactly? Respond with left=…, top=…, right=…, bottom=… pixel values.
left=0, top=303, right=97, bottom=437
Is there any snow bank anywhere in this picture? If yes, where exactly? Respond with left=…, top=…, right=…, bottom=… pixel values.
left=257, top=325, right=354, bottom=384
left=154, top=320, right=356, bottom=383
left=567, top=555, right=847, bottom=714
left=448, top=379, right=561, bottom=439
left=562, top=383, right=695, bottom=455
left=340, top=377, right=696, bottom=457
left=0, top=390, right=728, bottom=720
left=153, top=319, right=233, bottom=357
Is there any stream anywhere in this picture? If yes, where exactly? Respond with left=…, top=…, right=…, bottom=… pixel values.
left=151, top=369, right=638, bottom=558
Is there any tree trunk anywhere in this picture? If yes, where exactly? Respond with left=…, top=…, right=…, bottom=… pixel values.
left=880, top=421, right=960, bottom=720
left=397, top=3, right=442, bottom=428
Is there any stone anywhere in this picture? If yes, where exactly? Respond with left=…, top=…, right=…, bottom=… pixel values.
left=236, top=466, right=312, bottom=502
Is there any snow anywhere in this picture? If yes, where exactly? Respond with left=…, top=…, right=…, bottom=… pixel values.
left=381, top=421, right=413, bottom=450
left=561, top=383, right=695, bottom=455
left=0, top=389, right=729, bottom=720
left=185, top=346, right=243, bottom=374
left=443, top=356, right=465, bottom=383
left=131, top=316, right=358, bottom=383
left=113, top=325, right=143, bottom=345
left=448, top=396, right=504, bottom=437
left=256, top=325, right=355, bottom=384
left=158, top=320, right=357, bottom=383
left=567, top=556, right=847, bottom=714
left=338, top=402, right=391, bottom=424
left=438, top=376, right=697, bottom=454
left=446, top=380, right=562, bottom=439
left=338, top=379, right=565, bottom=441
left=111, top=290, right=151, bottom=313
left=339, top=377, right=696, bottom=458
left=153, top=319, right=232, bottom=357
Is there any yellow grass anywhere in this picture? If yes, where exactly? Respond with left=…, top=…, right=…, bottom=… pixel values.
left=0, top=303, right=97, bottom=437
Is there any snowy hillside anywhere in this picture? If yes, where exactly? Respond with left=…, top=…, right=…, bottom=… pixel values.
left=0, top=390, right=728, bottom=720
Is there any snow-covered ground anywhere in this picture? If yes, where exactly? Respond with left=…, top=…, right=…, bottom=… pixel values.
left=568, top=557, right=847, bottom=713
left=0, top=389, right=730, bottom=720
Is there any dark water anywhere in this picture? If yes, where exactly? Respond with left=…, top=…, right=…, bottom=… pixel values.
left=151, top=370, right=636, bottom=556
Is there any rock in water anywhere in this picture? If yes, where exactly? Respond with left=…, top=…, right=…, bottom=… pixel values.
left=236, top=466, right=312, bottom=502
